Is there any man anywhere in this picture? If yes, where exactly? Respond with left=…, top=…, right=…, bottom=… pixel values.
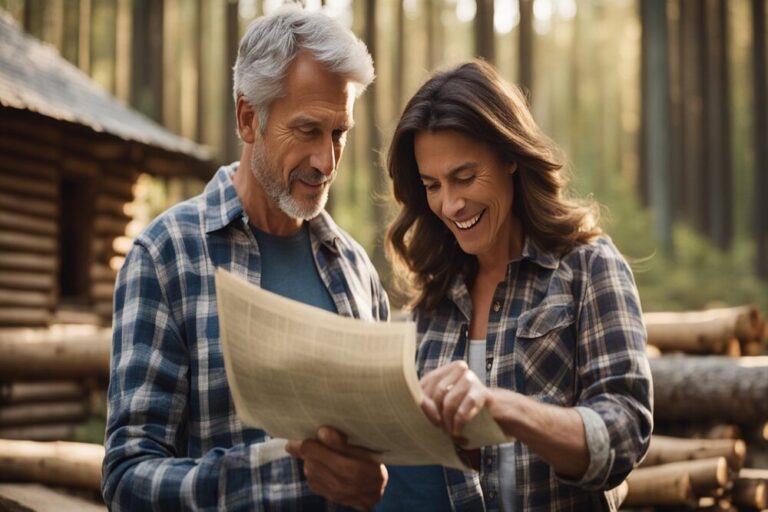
left=102, top=7, right=389, bottom=511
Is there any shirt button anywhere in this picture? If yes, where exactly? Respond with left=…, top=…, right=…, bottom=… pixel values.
left=485, top=456, right=493, bottom=466
left=486, top=360, right=493, bottom=371
left=492, top=301, right=501, bottom=312
left=488, top=490, right=497, bottom=500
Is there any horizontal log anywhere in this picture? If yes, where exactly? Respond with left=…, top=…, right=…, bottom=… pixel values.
left=624, top=469, right=694, bottom=507
left=645, top=306, right=764, bottom=354
left=628, top=457, right=729, bottom=497
left=0, top=401, right=88, bottom=427
left=0, top=423, right=79, bottom=442
left=95, top=194, right=129, bottom=218
left=651, top=356, right=768, bottom=424
left=0, top=109, right=61, bottom=143
left=89, top=264, right=116, bottom=284
left=0, top=173, right=57, bottom=200
left=0, top=381, right=85, bottom=405
left=0, top=332, right=111, bottom=380
left=50, top=309, right=102, bottom=326
left=641, top=435, right=746, bottom=471
left=90, top=282, right=114, bottom=302
left=0, top=439, right=104, bottom=490
left=98, top=175, right=135, bottom=201
left=0, top=231, right=56, bottom=253
left=0, top=133, right=61, bottom=162
left=732, top=476, right=767, bottom=509
left=0, top=210, right=58, bottom=236
left=0, top=155, right=57, bottom=181
left=0, top=289, right=52, bottom=308
left=94, top=215, right=129, bottom=236
left=0, top=482, right=109, bottom=512
left=0, top=191, right=57, bottom=218
left=0, top=271, right=55, bottom=291
left=0, top=252, right=56, bottom=272
left=0, top=308, right=50, bottom=326
left=61, top=156, right=100, bottom=178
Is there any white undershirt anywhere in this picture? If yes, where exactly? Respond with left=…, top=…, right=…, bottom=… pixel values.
left=467, top=339, right=515, bottom=512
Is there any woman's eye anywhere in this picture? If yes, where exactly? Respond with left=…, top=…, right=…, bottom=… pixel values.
left=423, top=182, right=439, bottom=192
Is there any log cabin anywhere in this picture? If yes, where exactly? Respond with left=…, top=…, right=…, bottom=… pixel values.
left=0, top=10, right=213, bottom=329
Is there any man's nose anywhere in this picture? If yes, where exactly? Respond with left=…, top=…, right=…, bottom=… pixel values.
left=309, top=136, right=337, bottom=176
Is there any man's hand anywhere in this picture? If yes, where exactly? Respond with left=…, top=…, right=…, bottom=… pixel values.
left=420, top=360, right=494, bottom=437
left=285, top=427, right=387, bottom=511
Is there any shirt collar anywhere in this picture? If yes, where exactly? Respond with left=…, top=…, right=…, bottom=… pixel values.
left=203, top=162, right=343, bottom=254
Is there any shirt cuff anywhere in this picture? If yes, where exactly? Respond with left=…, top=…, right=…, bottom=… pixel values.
left=558, top=406, right=612, bottom=487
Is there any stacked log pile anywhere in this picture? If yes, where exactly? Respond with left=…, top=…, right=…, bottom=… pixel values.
left=0, top=327, right=110, bottom=441
left=624, top=305, right=768, bottom=510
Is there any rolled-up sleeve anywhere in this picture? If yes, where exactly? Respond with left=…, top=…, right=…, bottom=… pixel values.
left=565, top=241, right=653, bottom=490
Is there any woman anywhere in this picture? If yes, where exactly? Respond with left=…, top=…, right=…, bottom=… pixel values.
left=382, top=60, right=652, bottom=511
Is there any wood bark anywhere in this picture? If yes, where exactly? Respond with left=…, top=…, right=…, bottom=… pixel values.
left=0, top=252, right=57, bottom=272
left=0, top=191, right=57, bottom=218
left=0, top=308, right=51, bottom=326
left=0, top=211, right=57, bottom=236
left=0, top=231, right=57, bottom=253
left=0, top=423, right=80, bottom=442
left=644, top=306, right=765, bottom=354
left=0, top=440, right=104, bottom=490
left=0, top=289, right=51, bottom=308
left=0, top=483, right=107, bottom=512
left=641, top=435, right=746, bottom=471
left=0, top=332, right=111, bottom=380
left=0, top=174, right=57, bottom=199
left=732, top=476, right=767, bottom=509
left=0, top=381, right=84, bottom=405
left=0, top=271, right=55, bottom=291
left=624, top=470, right=695, bottom=507
left=650, top=356, right=768, bottom=424
left=628, top=457, right=729, bottom=497
left=0, top=401, right=88, bottom=427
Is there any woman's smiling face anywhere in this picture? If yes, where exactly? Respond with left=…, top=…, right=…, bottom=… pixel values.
left=415, top=130, right=518, bottom=262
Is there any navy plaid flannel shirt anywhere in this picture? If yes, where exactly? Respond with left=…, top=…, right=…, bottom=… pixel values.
left=414, top=236, right=653, bottom=512
left=102, top=163, right=389, bottom=511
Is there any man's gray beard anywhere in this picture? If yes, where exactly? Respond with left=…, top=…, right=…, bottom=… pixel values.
left=249, top=143, right=333, bottom=220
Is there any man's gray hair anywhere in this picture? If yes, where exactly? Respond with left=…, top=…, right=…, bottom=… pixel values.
left=233, top=6, right=375, bottom=131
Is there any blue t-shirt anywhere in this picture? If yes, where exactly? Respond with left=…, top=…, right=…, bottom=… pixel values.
left=251, top=223, right=337, bottom=313
left=374, top=465, right=451, bottom=511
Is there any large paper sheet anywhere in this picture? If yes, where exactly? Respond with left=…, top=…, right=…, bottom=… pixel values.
left=215, top=268, right=509, bottom=470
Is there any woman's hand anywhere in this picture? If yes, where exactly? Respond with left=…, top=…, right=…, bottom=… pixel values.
left=420, top=360, right=494, bottom=437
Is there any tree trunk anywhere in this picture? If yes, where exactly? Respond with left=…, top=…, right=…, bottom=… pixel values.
left=0, top=440, right=104, bottom=490
left=650, top=356, right=768, bottom=424
left=0, top=381, right=84, bottom=405
left=754, top=0, right=768, bottom=278
left=0, top=401, right=88, bottom=427
left=641, top=435, right=746, bottom=471
left=628, top=457, right=729, bottom=499
left=644, top=306, right=765, bottom=354
left=0, top=332, right=111, bottom=380
left=625, top=471, right=695, bottom=507
left=518, top=0, right=533, bottom=96
left=733, top=474, right=767, bottom=510
left=474, top=0, right=494, bottom=63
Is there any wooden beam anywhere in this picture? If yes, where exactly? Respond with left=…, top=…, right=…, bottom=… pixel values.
left=0, top=174, right=58, bottom=200
left=0, top=253, right=57, bottom=273
left=0, top=483, right=108, bottom=512
left=629, top=457, right=729, bottom=496
left=61, top=155, right=100, bottom=178
left=0, top=134, right=61, bottom=162
left=0, top=381, right=85, bottom=405
left=624, top=470, right=695, bottom=507
left=90, top=282, right=114, bottom=302
left=0, top=289, right=52, bottom=308
left=93, top=216, right=129, bottom=236
left=641, top=435, right=746, bottom=471
left=95, top=195, right=129, bottom=218
left=0, top=424, right=79, bottom=442
left=0, top=211, right=58, bottom=236
left=0, top=271, right=55, bottom=291
left=0, top=401, right=88, bottom=427
left=0, top=231, right=56, bottom=253
left=0, top=332, right=111, bottom=380
left=0, top=440, right=103, bottom=490
left=0, top=308, right=50, bottom=326
left=98, top=175, right=134, bottom=201
left=0, top=155, right=57, bottom=180
left=0, top=191, right=57, bottom=218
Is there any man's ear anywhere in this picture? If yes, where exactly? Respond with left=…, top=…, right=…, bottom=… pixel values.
left=236, top=96, right=259, bottom=144
left=509, top=161, right=518, bottom=174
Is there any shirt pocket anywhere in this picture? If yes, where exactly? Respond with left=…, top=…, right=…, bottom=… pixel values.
left=515, top=303, right=577, bottom=406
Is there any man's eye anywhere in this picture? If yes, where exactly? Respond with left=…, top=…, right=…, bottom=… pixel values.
left=456, top=175, right=474, bottom=185
left=298, top=126, right=315, bottom=135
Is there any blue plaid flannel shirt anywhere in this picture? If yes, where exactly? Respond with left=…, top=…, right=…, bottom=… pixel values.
left=414, top=236, right=653, bottom=512
left=102, top=163, right=390, bottom=511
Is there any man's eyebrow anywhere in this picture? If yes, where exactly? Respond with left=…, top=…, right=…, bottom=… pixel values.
left=290, top=116, right=355, bottom=131
left=419, top=162, right=479, bottom=181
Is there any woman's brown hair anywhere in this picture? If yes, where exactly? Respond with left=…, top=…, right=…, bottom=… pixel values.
left=386, top=59, right=602, bottom=312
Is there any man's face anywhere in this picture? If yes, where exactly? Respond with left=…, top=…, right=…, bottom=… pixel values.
left=251, top=52, right=356, bottom=220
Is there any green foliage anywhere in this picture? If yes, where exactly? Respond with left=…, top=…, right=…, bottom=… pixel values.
left=602, top=178, right=768, bottom=314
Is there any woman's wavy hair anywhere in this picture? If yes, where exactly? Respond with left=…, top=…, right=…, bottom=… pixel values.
left=386, top=59, right=602, bottom=312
